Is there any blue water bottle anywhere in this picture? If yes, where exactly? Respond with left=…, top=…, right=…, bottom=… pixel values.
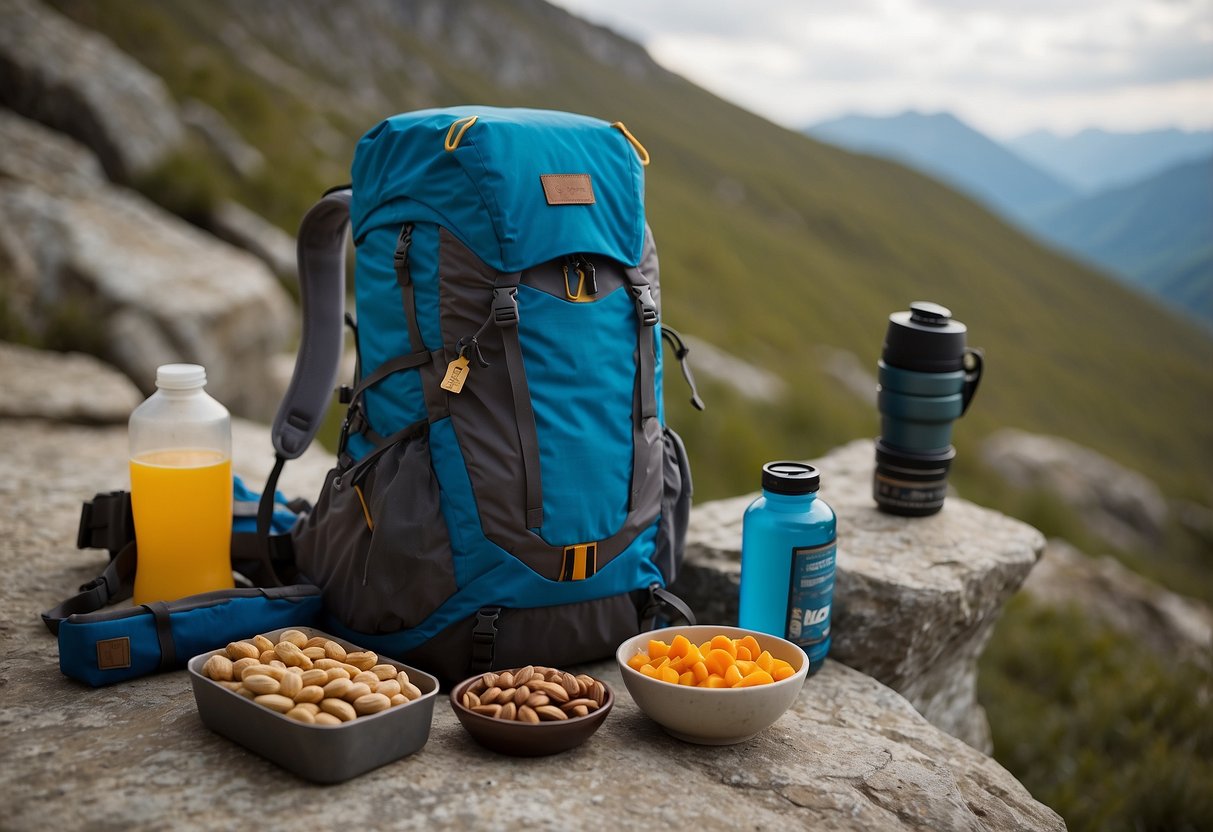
left=739, top=462, right=837, bottom=675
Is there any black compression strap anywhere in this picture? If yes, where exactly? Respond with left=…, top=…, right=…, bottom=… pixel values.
left=40, top=541, right=137, bottom=635
left=142, top=601, right=176, bottom=670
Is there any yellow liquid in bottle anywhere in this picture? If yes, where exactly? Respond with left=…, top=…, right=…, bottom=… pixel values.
left=130, top=449, right=234, bottom=605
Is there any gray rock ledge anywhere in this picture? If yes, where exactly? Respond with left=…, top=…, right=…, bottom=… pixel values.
left=0, top=347, right=1061, bottom=831
left=672, top=439, right=1046, bottom=752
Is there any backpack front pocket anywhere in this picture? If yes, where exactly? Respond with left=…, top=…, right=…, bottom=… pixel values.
left=293, top=429, right=456, bottom=632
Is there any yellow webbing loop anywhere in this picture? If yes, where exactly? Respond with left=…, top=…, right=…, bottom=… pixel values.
left=445, top=116, right=478, bottom=152
left=611, top=122, right=650, bottom=166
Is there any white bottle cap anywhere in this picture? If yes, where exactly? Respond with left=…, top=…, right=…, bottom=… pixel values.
left=155, top=363, right=207, bottom=390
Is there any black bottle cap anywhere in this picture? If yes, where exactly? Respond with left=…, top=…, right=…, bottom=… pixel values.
left=762, top=461, right=820, bottom=494
left=882, top=301, right=968, bottom=373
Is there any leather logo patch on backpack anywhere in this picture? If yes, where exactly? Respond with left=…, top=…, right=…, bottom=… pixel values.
left=96, top=636, right=131, bottom=670
left=541, top=174, right=595, bottom=205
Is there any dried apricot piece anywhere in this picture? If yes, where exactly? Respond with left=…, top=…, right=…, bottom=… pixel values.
left=772, top=664, right=796, bottom=682
left=658, top=665, right=680, bottom=684
left=691, top=661, right=709, bottom=684
left=678, top=670, right=696, bottom=686
left=648, top=639, right=670, bottom=659
left=724, top=664, right=744, bottom=687
left=709, top=635, right=737, bottom=658
left=705, top=648, right=734, bottom=677
left=668, top=634, right=692, bottom=659
left=627, top=652, right=650, bottom=670
left=738, top=635, right=762, bottom=659
left=736, top=669, right=775, bottom=687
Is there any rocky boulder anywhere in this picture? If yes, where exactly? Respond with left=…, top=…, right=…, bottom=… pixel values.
left=0, top=0, right=186, bottom=183
left=672, top=439, right=1045, bottom=753
left=1023, top=539, right=1213, bottom=658
left=0, top=346, right=1064, bottom=831
left=0, top=109, right=295, bottom=419
left=980, top=428, right=1169, bottom=550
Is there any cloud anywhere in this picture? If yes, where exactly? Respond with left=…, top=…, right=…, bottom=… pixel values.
left=550, top=0, right=1213, bottom=135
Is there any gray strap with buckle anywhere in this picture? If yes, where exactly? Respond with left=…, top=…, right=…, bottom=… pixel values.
left=625, top=267, right=659, bottom=510
left=493, top=279, right=544, bottom=530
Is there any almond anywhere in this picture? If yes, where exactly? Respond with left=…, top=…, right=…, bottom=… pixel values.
left=513, top=685, right=531, bottom=706
left=277, top=672, right=303, bottom=700
left=243, top=674, right=280, bottom=695
left=370, top=664, right=398, bottom=681
left=480, top=686, right=504, bottom=705
left=304, top=636, right=330, bottom=649
left=285, top=707, right=316, bottom=724
left=254, top=693, right=295, bottom=713
left=302, top=646, right=327, bottom=660
left=401, top=681, right=423, bottom=701
left=296, top=685, right=325, bottom=704
left=314, top=712, right=342, bottom=726
left=225, top=641, right=260, bottom=662
left=345, top=651, right=377, bottom=671
left=322, top=678, right=353, bottom=699
left=390, top=693, right=408, bottom=707
left=323, top=640, right=347, bottom=661
left=231, top=658, right=259, bottom=679
left=498, top=701, right=517, bottom=721
left=300, top=669, right=329, bottom=688
left=535, top=705, right=568, bottom=721
left=278, top=629, right=309, bottom=648
left=513, top=666, right=535, bottom=687
left=203, top=654, right=233, bottom=682
left=251, top=634, right=275, bottom=654
left=320, top=698, right=357, bottom=722
left=342, top=682, right=373, bottom=702
left=352, top=692, right=392, bottom=715
left=517, top=705, right=540, bottom=724
left=471, top=704, right=502, bottom=718
left=561, top=672, right=580, bottom=697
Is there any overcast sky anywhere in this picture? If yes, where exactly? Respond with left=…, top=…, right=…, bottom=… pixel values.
left=549, top=0, right=1213, bottom=139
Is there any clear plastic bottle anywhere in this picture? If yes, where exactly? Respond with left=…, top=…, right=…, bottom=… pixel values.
left=738, top=462, right=837, bottom=675
left=129, top=364, right=233, bottom=604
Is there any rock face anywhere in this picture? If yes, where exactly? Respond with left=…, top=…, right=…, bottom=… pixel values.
left=1023, top=539, right=1213, bottom=658
left=981, top=428, right=1168, bottom=550
left=0, top=109, right=295, bottom=419
left=0, top=348, right=1063, bottom=830
left=0, top=342, right=142, bottom=423
left=0, top=0, right=186, bottom=182
left=672, top=439, right=1046, bottom=753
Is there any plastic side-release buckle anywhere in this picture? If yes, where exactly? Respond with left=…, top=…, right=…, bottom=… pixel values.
left=631, top=285, right=659, bottom=327
left=77, top=491, right=134, bottom=560
left=470, top=605, right=502, bottom=671
left=492, top=288, right=519, bottom=327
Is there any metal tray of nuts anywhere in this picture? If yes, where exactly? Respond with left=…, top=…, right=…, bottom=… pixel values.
left=187, top=626, right=440, bottom=783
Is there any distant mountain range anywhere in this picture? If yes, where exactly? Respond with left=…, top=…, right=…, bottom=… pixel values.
left=1009, top=127, right=1213, bottom=194
left=808, top=112, right=1077, bottom=225
left=806, top=112, right=1213, bottom=327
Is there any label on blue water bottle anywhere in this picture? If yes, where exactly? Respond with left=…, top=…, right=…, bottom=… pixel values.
left=785, top=539, right=837, bottom=669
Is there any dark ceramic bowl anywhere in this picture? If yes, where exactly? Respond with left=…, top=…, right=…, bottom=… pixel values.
left=449, top=669, right=613, bottom=756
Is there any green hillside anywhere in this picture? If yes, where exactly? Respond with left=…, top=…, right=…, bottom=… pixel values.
left=48, top=0, right=1213, bottom=509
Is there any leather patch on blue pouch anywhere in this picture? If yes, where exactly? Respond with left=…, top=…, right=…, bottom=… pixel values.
left=541, top=174, right=595, bottom=205
left=96, top=636, right=131, bottom=670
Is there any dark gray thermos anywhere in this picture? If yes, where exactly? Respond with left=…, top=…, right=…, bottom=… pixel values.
left=874, top=302, right=983, bottom=516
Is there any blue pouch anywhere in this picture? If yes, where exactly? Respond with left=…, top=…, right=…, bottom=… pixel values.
left=42, top=477, right=321, bottom=687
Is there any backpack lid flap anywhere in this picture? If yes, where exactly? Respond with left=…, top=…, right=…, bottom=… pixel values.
left=350, top=107, right=646, bottom=270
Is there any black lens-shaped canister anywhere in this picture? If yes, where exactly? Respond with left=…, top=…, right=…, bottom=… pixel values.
left=874, top=302, right=982, bottom=516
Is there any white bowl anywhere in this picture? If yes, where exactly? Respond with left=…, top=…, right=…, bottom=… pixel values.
left=615, top=624, right=810, bottom=745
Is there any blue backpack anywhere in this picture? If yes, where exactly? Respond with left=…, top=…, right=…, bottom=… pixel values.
left=43, top=107, right=701, bottom=686
left=272, top=107, right=701, bottom=681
